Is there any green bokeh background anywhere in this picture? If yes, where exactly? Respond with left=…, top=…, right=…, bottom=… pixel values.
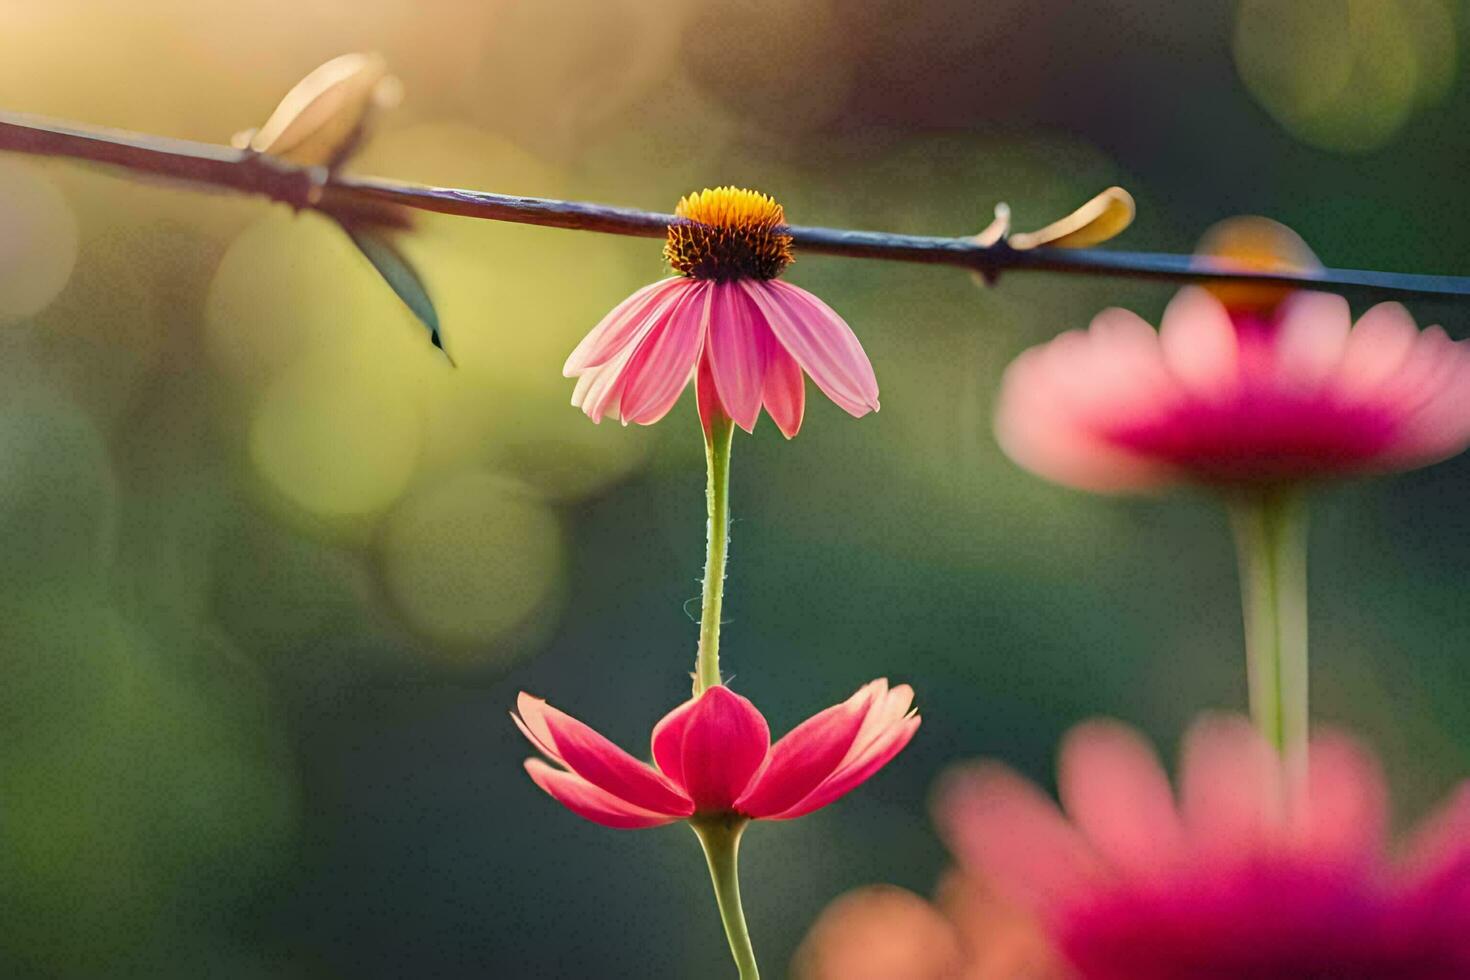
left=0, top=1, right=1467, bottom=976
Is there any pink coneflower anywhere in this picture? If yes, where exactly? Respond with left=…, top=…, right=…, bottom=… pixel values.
left=994, top=221, right=1470, bottom=492
left=564, top=187, right=880, bottom=436
left=513, top=678, right=918, bottom=829
left=992, top=218, right=1470, bottom=784
left=937, top=714, right=1470, bottom=980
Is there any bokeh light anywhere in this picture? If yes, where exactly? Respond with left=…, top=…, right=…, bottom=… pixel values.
left=0, top=159, right=78, bottom=323
left=378, top=470, right=565, bottom=655
left=249, top=350, right=425, bottom=522
left=1234, top=0, right=1456, bottom=152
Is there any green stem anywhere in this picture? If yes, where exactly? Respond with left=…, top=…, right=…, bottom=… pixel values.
left=695, top=411, right=734, bottom=695
left=692, top=817, right=759, bottom=980
left=1226, top=487, right=1309, bottom=810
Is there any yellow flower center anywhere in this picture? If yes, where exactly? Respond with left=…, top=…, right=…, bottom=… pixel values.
left=664, top=187, right=794, bottom=281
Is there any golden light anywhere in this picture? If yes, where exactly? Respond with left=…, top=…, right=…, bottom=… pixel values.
left=378, top=470, right=565, bottom=654
left=0, top=160, right=79, bottom=323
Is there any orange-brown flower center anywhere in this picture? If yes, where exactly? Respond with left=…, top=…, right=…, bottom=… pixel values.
left=664, top=187, right=794, bottom=281
left=1195, top=216, right=1321, bottom=315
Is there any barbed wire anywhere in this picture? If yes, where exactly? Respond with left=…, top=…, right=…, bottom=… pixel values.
left=2, top=109, right=1468, bottom=300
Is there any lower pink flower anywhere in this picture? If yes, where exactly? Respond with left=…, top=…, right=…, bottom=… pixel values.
left=513, top=679, right=919, bottom=827
left=936, top=714, right=1470, bottom=980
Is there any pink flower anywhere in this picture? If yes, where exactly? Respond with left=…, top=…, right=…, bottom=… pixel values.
left=994, top=222, right=1470, bottom=491
left=936, top=714, right=1470, bottom=979
left=793, top=874, right=1067, bottom=980
left=563, top=187, right=880, bottom=436
left=512, top=679, right=918, bottom=828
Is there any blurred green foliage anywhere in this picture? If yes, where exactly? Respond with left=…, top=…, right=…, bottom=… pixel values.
left=0, top=1, right=1467, bottom=976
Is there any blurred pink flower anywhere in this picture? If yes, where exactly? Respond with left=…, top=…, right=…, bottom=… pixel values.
left=512, top=679, right=918, bottom=827
left=936, top=714, right=1470, bottom=979
left=792, top=874, right=1067, bottom=980
left=563, top=187, right=879, bottom=436
left=995, top=231, right=1470, bottom=490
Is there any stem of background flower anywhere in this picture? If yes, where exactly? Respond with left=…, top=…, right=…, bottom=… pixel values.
left=692, top=817, right=759, bottom=980
left=1226, top=487, right=1309, bottom=812
left=694, top=411, right=735, bottom=695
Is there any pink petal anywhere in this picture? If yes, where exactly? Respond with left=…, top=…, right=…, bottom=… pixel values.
left=1068, top=307, right=1177, bottom=427
left=571, top=367, right=598, bottom=411
left=564, top=277, right=685, bottom=375
left=1158, top=286, right=1240, bottom=398
left=1373, top=324, right=1470, bottom=455
left=841, top=682, right=914, bottom=766
left=651, top=696, right=696, bottom=786
left=1057, top=718, right=1184, bottom=876
left=1382, top=325, right=1459, bottom=415
left=1393, top=345, right=1470, bottom=462
left=735, top=683, right=875, bottom=818
left=649, top=686, right=770, bottom=812
left=572, top=335, right=648, bottom=423
left=1302, top=727, right=1388, bottom=863
left=809, top=680, right=914, bottom=790
left=569, top=281, right=697, bottom=423
left=705, top=282, right=768, bottom=433
left=935, top=762, right=1105, bottom=910
left=1178, top=713, right=1279, bottom=854
left=513, top=691, right=561, bottom=763
left=762, top=339, right=806, bottom=438
left=994, top=342, right=1176, bottom=492
left=773, top=712, right=919, bottom=820
left=1273, top=291, right=1350, bottom=391
left=618, top=280, right=711, bottom=426
left=516, top=694, right=692, bottom=816
left=743, top=279, right=879, bottom=417
left=1335, top=301, right=1419, bottom=402
left=524, top=759, right=679, bottom=830
left=695, top=351, right=723, bottom=438
left=1399, top=782, right=1470, bottom=888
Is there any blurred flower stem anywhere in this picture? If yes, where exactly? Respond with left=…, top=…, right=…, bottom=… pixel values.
left=1227, top=487, right=1309, bottom=804
left=2, top=111, right=1468, bottom=299
left=692, top=816, right=759, bottom=979
left=696, top=411, right=734, bottom=694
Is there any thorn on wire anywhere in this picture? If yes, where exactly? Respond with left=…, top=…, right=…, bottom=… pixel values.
left=238, top=150, right=325, bottom=211
left=970, top=203, right=1011, bottom=287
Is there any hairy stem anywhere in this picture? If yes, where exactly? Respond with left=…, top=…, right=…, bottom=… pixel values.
left=695, top=411, right=734, bottom=694
left=692, top=817, right=759, bottom=980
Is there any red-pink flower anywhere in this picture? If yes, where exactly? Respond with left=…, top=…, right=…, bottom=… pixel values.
left=563, top=187, right=880, bottom=436
left=936, top=714, right=1470, bottom=980
left=995, top=225, right=1470, bottom=491
left=513, top=679, right=918, bottom=828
